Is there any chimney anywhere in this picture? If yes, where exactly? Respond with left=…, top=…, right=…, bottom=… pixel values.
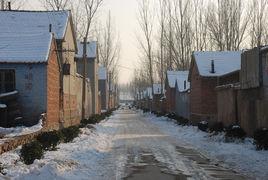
left=49, top=24, right=52, bottom=32
left=184, top=80, right=186, bottom=90
left=210, top=60, right=215, bottom=73
left=8, top=1, right=10, bottom=10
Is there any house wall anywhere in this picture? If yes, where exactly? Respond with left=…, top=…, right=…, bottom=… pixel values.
left=165, top=84, right=176, bottom=113
left=237, top=87, right=268, bottom=136
left=63, top=76, right=91, bottom=127
left=190, top=61, right=217, bottom=124
left=0, top=63, right=47, bottom=125
left=152, top=95, right=162, bottom=112
left=217, top=87, right=237, bottom=127
left=218, top=72, right=239, bottom=86
left=99, top=79, right=108, bottom=110
left=76, top=58, right=99, bottom=114
left=46, top=39, right=60, bottom=130
left=175, top=91, right=190, bottom=119
left=60, top=18, right=84, bottom=125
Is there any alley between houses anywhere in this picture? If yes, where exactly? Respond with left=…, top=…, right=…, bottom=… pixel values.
left=0, top=108, right=254, bottom=180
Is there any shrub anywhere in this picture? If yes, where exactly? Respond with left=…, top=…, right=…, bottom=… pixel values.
left=37, top=131, right=62, bottom=151
left=60, top=126, right=80, bottom=143
left=209, top=122, right=224, bottom=133
left=20, top=141, right=44, bottom=165
left=198, top=121, right=208, bottom=132
left=225, top=125, right=246, bottom=141
left=177, top=118, right=189, bottom=126
left=253, top=128, right=268, bottom=150
left=166, top=113, right=177, bottom=120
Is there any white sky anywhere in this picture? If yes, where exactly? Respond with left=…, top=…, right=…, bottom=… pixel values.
left=22, top=0, right=140, bottom=84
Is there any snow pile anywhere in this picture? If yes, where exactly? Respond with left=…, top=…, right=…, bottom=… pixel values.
left=144, top=113, right=268, bottom=179
left=0, top=117, right=43, bottom=138
left=0, top=114, right=127, bottom=180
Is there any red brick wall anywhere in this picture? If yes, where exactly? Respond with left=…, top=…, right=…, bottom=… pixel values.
left=190, top=60, right=217, bottom=124
left=219, top=71, right=239, bottom=85
left=46, top=39, right=60, bottom=130
left=165, top=86, right=176, bottom=113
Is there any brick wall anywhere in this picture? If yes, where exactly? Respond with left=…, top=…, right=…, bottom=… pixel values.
left=46, top=39, right=60, bottom=130
left=165, top=86, right=176, bottom=113
left=190, top=60, right=217, bottom=124
left=217, top=86, right=238, bottom=127
left=219, top=71, right=239, bottom=86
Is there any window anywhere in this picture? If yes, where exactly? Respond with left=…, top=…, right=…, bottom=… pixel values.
left=0, top=70, right=15, bottom=93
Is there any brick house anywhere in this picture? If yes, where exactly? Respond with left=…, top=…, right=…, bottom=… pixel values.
left=165, top=71, right=188, bottom=113
left=0, top=10, right=85, bottom=128
left=189, top=51, right=241, bottom=125
left=76, top=41, right=99, bottom=115
left=98, top=66, right=109, bottom=112
left=175, top=71, right=190, bottom=119
left=0, top=33, right=60, bottom=130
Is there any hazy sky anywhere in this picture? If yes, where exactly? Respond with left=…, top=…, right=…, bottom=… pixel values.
left=23, top=0, right=140, bottom=84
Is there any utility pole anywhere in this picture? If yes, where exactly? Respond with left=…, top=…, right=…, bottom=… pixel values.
left=82, top=37, right=87, bottom=120
left=1, top=0, right=4, bottom=10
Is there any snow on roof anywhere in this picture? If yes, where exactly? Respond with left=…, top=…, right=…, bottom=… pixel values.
left=167, top=71, right=189, bottom=88
left=153, top=84, right=164, bottom=95
left=76, top=41, right=97, bottom=59
left=175, top=72, right=190, bottom=92
left=193, top=51, right=241, bottom=77
left=0, top=34, right=52, bottom=63
left=98, top=66, right=107, bottom=80
left=0, top=10, right=70, bottom=40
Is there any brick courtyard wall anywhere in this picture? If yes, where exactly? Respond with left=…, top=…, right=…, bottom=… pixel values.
left=46, top=39, right=60, bottom=130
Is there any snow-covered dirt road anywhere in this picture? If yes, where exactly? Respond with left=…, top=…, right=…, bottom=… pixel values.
left=0, top=109, right=260, bottom=179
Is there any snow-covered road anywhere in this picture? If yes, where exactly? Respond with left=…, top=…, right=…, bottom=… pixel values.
left=0, top=109, right=262, bottom=179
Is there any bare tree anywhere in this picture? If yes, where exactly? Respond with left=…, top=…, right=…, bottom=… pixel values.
left=206, top=0, right=249, bottom=50
left=137, top=0, right=155, bottom=93
left=1, top=0, right=26, bottom=10
left=249, top=0, right=268, bottom=47
left=97, top=12, right=121, bottom=84
left=192, top=0, right=208, bottom=51
left=40, top=0, right=70, bottom=11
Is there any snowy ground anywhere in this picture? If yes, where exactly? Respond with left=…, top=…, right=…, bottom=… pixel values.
left=143, top=112, right=268, bottom=179
left=0, top=109, right=266, bottom=179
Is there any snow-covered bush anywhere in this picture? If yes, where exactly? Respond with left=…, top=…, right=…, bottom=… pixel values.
left=60, top=126, right=80, bottom=143
left=20, top=141, right=44, bottom=165
left=37, top=131, right=62, bottom=151
left=225, top=125, right=246, bottom=141
left=198, top=121, right=208, bottom=132
left=254, top=128, right=268, bottom=150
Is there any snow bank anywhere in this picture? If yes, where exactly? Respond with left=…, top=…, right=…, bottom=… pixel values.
left=144, top=113, right=268, bottom=180
left=0, top=117, right=43, bottom=138
left=0, top=113, right=127, bottom=180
